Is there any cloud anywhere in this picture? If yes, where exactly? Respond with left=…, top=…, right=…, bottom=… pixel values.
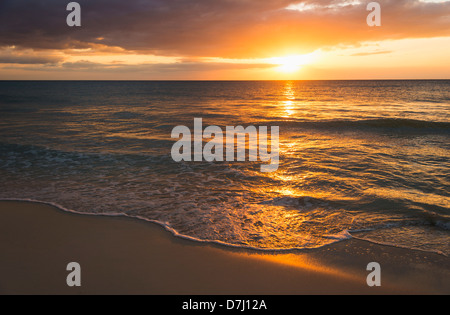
left=59, top=59, right=275, bottom=73
left=0, top=0, right=449, bottom=59
left=0, top=47, right=63, bottom=64
left=0, top=55, right=61, bottom=65
left=350, top=50, right=392, bottom=56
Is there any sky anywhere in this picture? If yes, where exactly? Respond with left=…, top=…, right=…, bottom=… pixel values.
left=0, top=0, right=449, bottom=80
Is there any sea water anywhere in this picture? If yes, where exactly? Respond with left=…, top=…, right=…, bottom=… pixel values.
left=0, top=80, right=448, bottom=255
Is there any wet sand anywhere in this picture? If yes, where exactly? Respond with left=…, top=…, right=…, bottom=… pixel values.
left=0, top=201, right=448, bottom=295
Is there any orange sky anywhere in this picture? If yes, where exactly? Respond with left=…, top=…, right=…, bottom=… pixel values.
left=0, top=0, right=449, bottom=80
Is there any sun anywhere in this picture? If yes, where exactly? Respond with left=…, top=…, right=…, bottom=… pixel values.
left=269, top=52, right=318, bottom=73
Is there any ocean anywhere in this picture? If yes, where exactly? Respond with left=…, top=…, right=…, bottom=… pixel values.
left=0, top=80, right=449, bottom=255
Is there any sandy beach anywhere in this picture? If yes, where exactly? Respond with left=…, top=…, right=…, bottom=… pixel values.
left=0, top=200, right=448, bottom=295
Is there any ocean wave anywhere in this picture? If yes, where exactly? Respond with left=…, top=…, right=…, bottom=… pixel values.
left=412, top=98, right=447, bottom=104
left=259, top=196, right=330, bottom=209
left=323, top=230, right=353, bottom=241
left=0, top=107, right=40, bottom=114
left=3, top=198, right=448, bottom=256
left=351, top=224, right=450, bottom=257
left=0, top=198, right=353, bottom=253
left=111, top=111, right=144, bottom=119
left=269, top=118, right=450, bottom=134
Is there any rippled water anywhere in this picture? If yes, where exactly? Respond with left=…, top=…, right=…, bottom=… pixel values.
left=0, top=80, right=449, bottom=254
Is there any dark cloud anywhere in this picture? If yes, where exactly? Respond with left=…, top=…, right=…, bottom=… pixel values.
left=0, top=55, right=61, bottom=64
left=0, top=47, right=63, bottom=64
left=0, top=0, right=449, bottom=58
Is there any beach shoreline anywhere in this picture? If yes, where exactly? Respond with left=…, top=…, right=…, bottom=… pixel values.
left=0, top=200, right=448, bottom=295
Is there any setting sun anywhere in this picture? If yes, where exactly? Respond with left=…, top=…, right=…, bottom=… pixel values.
left=270, top=53, right=319, bottom=73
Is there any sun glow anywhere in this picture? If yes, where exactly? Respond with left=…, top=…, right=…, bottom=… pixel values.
left=270, top=52, right=318, bottom=73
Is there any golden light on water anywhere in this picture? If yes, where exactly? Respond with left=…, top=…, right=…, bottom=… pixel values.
left=282, top=81, right=296, bottom=118
left=283, top=101, right=295, bottom=118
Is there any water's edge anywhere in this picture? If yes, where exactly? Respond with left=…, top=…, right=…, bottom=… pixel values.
left=1, top=197, right=447, bottom=257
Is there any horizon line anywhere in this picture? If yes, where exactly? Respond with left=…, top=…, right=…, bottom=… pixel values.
left=1, top=79, right=449, bottom=82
